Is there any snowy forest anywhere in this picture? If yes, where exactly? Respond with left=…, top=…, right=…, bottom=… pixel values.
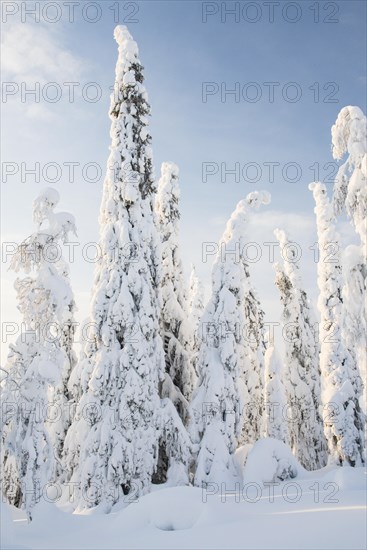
left=1, top=21, right=366, bottom=550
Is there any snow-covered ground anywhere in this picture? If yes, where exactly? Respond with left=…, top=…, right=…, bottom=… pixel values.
left=2, top=466, right=366, bottom=550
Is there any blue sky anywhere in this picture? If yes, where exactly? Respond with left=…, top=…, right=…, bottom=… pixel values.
left=1, top=0, right=366, bottom=362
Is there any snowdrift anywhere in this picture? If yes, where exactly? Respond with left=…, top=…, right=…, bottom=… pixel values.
left=1, top=465, right=366, bottom=550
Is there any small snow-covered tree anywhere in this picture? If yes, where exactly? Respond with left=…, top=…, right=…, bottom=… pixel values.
left=33, top=190, right=78, bottom=477
left=155, top=162, right=195, bottom=424
left=63, top=26, right=190, bottom=509
left=331, top=106, right=367, bottom=411
left=191, top=192, right=270, bottom=486
left=188, top=264, right=205, bottom=377
left=191, top=237, right=245, bottom=483
left=263, top=342, right=289, bottom=445
left=274, top=228, right=327, bottom=470
left=309, top=182, right=365, bottom=466
left=1, top=188, right=76, bottom=518
left=1, top=335, right=57, bottom=520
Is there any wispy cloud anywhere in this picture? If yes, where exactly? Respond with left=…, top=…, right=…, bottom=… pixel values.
left=1, top=22, right=85, bottom=120
left=2, top=23, right=83, bottom=82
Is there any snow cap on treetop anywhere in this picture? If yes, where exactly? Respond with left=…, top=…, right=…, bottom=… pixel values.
left=273, top=228, right=286, bottom=244
left=161, top=161, right=179, bottom=179
left=34, top=187, right=60, bottom=210
left=331, top=105, right=366, bottom=160
left=308, top=181, right=326, bottom=194
left=228, top=191, right=270, bottom=227
left=245, top=190, right=271, bottom=208
left=113, top=25, right=142, bottom=97
left=114, top=25, right=139, bottom=57
left=158, top=162, right=180, bottom=201
left=33, top=187, right=60, bottom=224
left=273, top=228, right=303, bottom=286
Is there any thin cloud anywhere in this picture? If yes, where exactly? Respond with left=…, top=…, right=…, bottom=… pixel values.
left=2, top=22, right=85, bottom=120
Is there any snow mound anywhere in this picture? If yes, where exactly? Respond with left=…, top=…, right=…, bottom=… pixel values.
left=321, top=466, right=367, bottom=491
left=233, top=443, right=253, bottom=478
left=243, top=438, right=304, bottom=484
left=1, top=501, right=15, bottom=545
left=150, top=488, right=204, bottom=531
left=3, top=474, right=367, bottom=549
left=118, top=487, right=204, bottom=532
left=30, top=501, right=68, bottom=524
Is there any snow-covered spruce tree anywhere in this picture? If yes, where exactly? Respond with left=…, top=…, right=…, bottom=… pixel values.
left=0, top=188, right=76, bottom=519
left=239, top=192, right=270, bottom=446
left=274, top=228, right=327, bottom=470
left=263, top=342, right=289, bottom=444
left=188, top=264, right=205, bottom=377
left=332, top=106, right=367, bottom=243
left=155, top=162, right=195, bottom=424
left=191, top=203, right=247, bottom=486
left=331, top=106, right=367, bottom=409
left=309, top=182, right=365, bottom=466
left=191, top=192, right=270, bottom=486
left=62, top=26, right=190, bottom=509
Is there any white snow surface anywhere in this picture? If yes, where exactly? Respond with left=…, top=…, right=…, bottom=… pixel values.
left=1, top=465, right=366, bottom=550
